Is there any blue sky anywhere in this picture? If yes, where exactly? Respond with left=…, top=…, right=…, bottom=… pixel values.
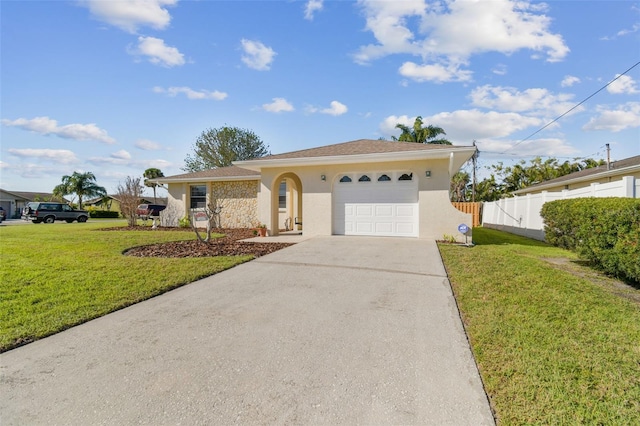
left=1, top=0, right=639, bottom=195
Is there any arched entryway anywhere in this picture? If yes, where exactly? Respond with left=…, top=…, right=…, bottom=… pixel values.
left=270, top=172, right=303, bottom=236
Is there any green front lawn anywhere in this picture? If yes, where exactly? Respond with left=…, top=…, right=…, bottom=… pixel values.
left=0, top=221, right=252, bottom=352
left=439, top=228, right=640, bottom=425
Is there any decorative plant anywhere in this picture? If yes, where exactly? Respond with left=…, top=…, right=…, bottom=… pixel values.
left=179, top=216, right=191, bottom=228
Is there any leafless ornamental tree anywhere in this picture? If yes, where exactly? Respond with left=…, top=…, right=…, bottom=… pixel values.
left=117, top=176, right=145, bottom=227
left=190, top=194, right=225, bottom=243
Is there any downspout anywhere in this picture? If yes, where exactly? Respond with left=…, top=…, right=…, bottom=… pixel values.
left=448, top=152, right=455, bottom=177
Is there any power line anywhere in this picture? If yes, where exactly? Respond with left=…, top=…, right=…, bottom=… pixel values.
left=499, top=60, right=640, bottom=155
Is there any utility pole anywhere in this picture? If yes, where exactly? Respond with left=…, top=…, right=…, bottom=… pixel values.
left=606, top=143, right=611, bottom=170
left=472, top=140, right=477, bottom=202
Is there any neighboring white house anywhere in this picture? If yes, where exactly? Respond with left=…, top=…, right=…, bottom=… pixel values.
left=482, top=155, right=640, bottom=240
left=154, top=139, right=477, bottom=241
left=0, top=189, right=66, bottom=219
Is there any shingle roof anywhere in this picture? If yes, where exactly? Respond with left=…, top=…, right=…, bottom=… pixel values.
left=0, top=189, right=65, bottom=202
left=516, top=155, right=640, bottom=191
left=160, top=165, right=260, bottom=181
left=255, top=139, right=460, bottom=161
left=160, top=139, right=475, bottom=181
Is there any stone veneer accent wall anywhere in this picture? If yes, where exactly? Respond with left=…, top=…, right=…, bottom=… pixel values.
left=211, top=181, right=259, bottom=228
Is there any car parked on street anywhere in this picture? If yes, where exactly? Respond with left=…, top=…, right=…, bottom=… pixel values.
left=22, top=202, right=89, bottom=224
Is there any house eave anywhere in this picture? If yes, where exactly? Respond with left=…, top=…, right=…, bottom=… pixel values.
left=152, top=176, right=260, bottom=185
left=513, top=164, right=640, bottom=194
left=234, top=147, right=477, bottom=171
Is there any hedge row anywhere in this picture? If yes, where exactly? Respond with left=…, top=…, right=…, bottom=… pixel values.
left=540, top=198, right=640, bottom=284
left=89, top=210, right=120, bottom=218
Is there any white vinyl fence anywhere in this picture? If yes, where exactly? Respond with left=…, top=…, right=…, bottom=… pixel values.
left=482, top=176, right=639, bottom=241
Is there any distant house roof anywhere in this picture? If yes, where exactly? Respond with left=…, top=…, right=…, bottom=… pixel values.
left=0, top=189, right=66, bottom=202
left=513, top=155, right=640, bottom=194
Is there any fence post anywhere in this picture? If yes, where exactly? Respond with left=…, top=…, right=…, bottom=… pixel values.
left=621, top=176, right=634, bottom=197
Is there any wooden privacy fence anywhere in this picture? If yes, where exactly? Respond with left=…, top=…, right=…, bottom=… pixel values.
left=451, top=202, right=482, bottom=227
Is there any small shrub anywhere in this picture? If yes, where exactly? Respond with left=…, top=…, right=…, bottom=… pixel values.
left=441, top=234, right=457, bottom=243
left=179, top=216, right=191, bottom=228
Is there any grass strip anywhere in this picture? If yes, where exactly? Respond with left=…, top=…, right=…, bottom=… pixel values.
left=439, top=228, right=640, bottom=425
left=0, top=221, right=252, bottom=352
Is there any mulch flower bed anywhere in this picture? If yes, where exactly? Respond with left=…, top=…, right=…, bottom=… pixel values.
left=101, top=226, right=294, bottom=258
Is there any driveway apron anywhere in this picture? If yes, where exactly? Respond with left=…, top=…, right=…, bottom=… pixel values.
left=1, top=237, right=494, bottom=425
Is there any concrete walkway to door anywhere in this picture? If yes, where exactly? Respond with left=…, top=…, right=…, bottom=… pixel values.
left=0, top=237, right=494, bottom=425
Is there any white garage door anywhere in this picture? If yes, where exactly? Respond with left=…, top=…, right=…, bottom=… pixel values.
left=333, top=172, right=418, bottom=237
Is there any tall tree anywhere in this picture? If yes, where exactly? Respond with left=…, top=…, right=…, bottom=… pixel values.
left=183, top=126, right=269, bottom=172
left=392, top=116, right=452, bottom=145
left=53, top=171, right=106, bottom=209
left=450, top=171, right=471, bottom=202
left=143, top=168, right=165, bottom=203
left=474, top=157, right=606, bottom=201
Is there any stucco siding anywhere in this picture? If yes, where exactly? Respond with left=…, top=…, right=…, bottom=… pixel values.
left=258, top=159, right=472, bottom=240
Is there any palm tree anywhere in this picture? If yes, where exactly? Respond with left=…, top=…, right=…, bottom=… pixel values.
left=53, top=171, right=106, bottom=209
left=143, top=168, right=165, bottom=203
left=450, top=171, right=470, bottom=202
left=392, top=116, right=452, bottom=145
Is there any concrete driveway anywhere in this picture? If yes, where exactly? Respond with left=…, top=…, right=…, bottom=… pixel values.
left=0, top=237, right=494, bottom=425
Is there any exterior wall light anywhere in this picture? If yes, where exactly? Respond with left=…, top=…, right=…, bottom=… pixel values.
left=425, top=170, right=431, bottom=178
left=321, top=174, right=326, bottom=181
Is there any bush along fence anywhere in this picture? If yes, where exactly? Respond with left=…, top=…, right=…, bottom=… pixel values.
left=540, top=198, right=640, bottom=284
left=89, top=210, right=120, bottom=219
left=482, top=175, right=639, bottom=240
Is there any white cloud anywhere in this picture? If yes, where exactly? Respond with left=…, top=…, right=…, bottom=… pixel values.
left=380, top=110, right=543, bottom=142
left=307, top=101, right=348, bottom=116
left=469, top=85, right=581, bottom=117
left=607, top=75, right=639, bottom=95
left=262, top=97, right=294, bottom=113
left=477, top=137, right=579, bottom=157
left=135, top=139, right=162, bottom=150
left=153, top=86, right=227, bottom=100
left=111, top=150, right=131, bottom=160
left=492, top=64, right=508, bottom=76
left=399, top=61, right=473, bottom=83
left=304, top=0, right=324, bottom=20
left=7, top=148, right=79, bottom=164
left=129, top=36, right=185, bottom=67
left=79, top=0, right=177, bottom=33
left=241, top=39, right=276, bottom=71
left=561, top=75, right=581, bottom=87
left=355, top=0, right=568, bottom=82
left=1, top=116, right=116, bottom=144
left=321, top=101, right=348, bottom=116
left=88, top=154, right=173, bottom=169
left=583, top=102, right=640, bottom=132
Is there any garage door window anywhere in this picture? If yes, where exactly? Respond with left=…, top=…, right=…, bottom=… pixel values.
left=358, top=175, right=371, bottom=182
left=339, top=175, right=352, bottom=183
left=377, top=174, right=391, bottom=182
left=398, top=173, right=413, bottom=181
